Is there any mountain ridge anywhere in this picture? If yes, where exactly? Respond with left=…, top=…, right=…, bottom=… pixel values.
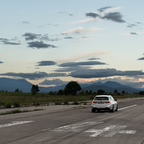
left=0, top=77, right=142, bottom=94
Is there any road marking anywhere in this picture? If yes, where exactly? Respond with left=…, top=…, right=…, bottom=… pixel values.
left=52, top=121, right=103, bottom=132
left=119, top=105, right=137, bottom=111
left=0, top=121, right=34, bottom=128
left=85, top=125, right=136, bottom=137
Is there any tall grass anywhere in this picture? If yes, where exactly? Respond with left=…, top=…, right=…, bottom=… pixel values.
left=0, top=91, right=143, bottom=108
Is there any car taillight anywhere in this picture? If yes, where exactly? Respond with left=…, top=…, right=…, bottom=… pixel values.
left=105, top=102, right=111, bottom=104
left=92, top=102, right=97, bottom=104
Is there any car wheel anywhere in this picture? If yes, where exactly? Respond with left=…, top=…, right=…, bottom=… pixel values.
left=97, top=109, right=100, bottom=113
left=92, top=108, right=96, bottom=113
left=115, top=104, right=118, bottom=111
left=110, top=105, right=114, bottom=112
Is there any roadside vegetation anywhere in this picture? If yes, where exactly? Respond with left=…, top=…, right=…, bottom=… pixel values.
left=0, top=90, right=144, bottom=109
left=0, top=109, right=43, bottom=115
left=0, top=81, right=144, bottom=109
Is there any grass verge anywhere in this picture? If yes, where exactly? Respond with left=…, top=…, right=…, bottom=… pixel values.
left=0, top=109, right=44, bottom=115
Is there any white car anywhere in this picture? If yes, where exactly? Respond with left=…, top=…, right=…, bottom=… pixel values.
left=91, top=95, right=118, bottom=113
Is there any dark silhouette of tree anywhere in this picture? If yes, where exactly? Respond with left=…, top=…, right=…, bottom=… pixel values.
left=57, top=89, right=64, bottom=95
left=88, top=90, right=93, bottom=94
left=114, top=89, right=118, bottom=94
left=97, top=89, right=105, bottom=95
left=64, top=81, right=81, bottom=95
left=31, top=85, right=40, bottom=95
left=15, top=88, right=19, bottom=93
left=139, top=91, right=144, bottom=95
left=121, top=90, right=125, bottom=94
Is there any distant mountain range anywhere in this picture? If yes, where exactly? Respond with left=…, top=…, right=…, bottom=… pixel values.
left=0, top=78, right=142, bottom=94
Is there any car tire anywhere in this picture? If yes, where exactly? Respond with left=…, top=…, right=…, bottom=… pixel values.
left=115, top=104, right=118, bottom=111
left=110, top=105, right=114, bottom=112
left=92, top=108, right=95, bottom=113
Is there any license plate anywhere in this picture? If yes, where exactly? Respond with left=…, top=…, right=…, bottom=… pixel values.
left=98, top=102, right=104, bottom=104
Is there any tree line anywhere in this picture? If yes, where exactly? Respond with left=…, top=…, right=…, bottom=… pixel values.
left=30, top=81, right=144, bottom=96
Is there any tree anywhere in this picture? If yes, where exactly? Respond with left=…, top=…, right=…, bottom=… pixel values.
left=139, top=91, right=144, bottom=95
left=31, top=85, right=40, bottom=95
left=57, top=89, right=64, bottom=95
left=64, top=81, right=81, bottom=95
left=97, top=89, right=105, bottom=95
left=114, top=89, right=118, bottom=94
left=121, top=90, right=125, bottom=95
left=15, top=88, right=19, bottom=93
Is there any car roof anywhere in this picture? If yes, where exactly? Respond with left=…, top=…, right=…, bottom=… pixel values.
left=95, top=95, right=112, bottom=97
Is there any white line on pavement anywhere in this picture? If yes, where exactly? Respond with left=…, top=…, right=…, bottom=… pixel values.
left=0, top=121, right=34, bottom=128
left=119, top=104, right=137, bottom=111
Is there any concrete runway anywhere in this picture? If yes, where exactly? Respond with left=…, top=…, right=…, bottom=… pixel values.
left=0, top=98, right=144, bottom=144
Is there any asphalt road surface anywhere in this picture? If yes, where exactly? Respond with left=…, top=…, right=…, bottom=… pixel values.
left=0, top=98, right=144, bottom=144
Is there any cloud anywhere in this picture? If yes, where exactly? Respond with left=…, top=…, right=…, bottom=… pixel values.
left=23, top=33, right=59, bottom=42
left=82, top=77, right=144, bottom=88
left=64, top=37, right=73, bottom=39
left=37, top=61, right=57, bottom=66
left=73, top=18, right=101, bottom=24
left=137, top=57, right=144, bottom=60
left=85, top=7, right=126, bottom=23
left=0, top=72, right=67, bottom=80
left=86, top=13, right=99, bottom=18
left=59, top=11, right=73, bottom=17
left=59, top=61, right=107, bottom=67
left=127, top=24, right=137, bottom=28
left=23, top=33, right=41, bottom=41
left=55, top=66, right=91, bottom=72
left=88, top=58, right=100, bottom=60
left=57, top=51, right=108, bottom=63
left=62, top=27, right=104, bottom=35
left=28, top=41, right=57, bottom=49
left=98, top=6, right=113, bottom=12
left=131, top=32, right=138, bottom=35
left=102, top=12, right=126, bottom=23
left=69, top=68, right=144, bottom=78
left=39, top=78, right=67, bottom=86
left=0, top=38, right=20, bottom=45
left=22, top=21, right=30, bottom=24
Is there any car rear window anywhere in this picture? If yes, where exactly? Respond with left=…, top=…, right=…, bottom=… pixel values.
left=94, top=97, right=109, bottom=100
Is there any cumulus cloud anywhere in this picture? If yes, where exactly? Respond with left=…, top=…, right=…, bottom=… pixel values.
left=0, top=72, right=67, bottom=80
left=86, top=7, right=126, bottom=23
left=102, top=12, right=126, bottom=23
left=69, top=68, right=144, bottom=78
left=37, top=61, right=57, bottom=66
left=28, top=41, right=57, bottom=49
left=86, top=13, right=99, bottom=18
left=23, top=33, right=41, bottom=41
left=62, top=27, right=104, bottom=35
left=39, top=78, right=67, bottom=86
left=59, top=61, right=106, bottom=67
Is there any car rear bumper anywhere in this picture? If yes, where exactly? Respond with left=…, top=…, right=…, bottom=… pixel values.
left=91, top=105, right=113, bottom=110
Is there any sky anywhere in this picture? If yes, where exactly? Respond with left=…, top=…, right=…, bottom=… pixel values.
left=0, top=0, right=144, bottom=88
